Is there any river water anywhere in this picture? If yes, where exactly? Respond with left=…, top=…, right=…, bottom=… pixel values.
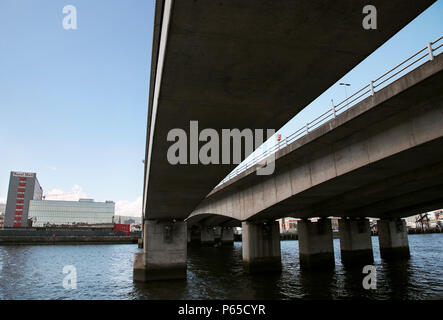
left=0, top=234, right=441, bottom=300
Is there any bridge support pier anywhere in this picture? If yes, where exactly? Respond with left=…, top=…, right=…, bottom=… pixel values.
left=242, top=221, right=281, bottom=273
left=338, top=218, right=373, bottom=265
left=377, top=218, right=410, bottom=260
left=220, top=227, right=234, bottom=245
left=133, top=220, right=187, bottom=282
left=214, top=226, right=222, bottom=242
left=200, top=226, right=215, bottom=246
left=298, top=218, right=334, bottom=269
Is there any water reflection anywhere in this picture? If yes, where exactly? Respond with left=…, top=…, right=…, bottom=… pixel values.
left=0, top=235, right=441, bottom=300
left=382, top=260, right=414, bottom=299
left=299, top=268, right=336, bottom=299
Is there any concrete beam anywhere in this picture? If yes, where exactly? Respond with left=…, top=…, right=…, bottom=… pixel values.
left=145, top=0, right=435, bottom=221
left=189, top=54, right=443, bottom=221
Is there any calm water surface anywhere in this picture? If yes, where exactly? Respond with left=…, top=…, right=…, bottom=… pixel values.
left=0, top=234, right=442, bottom=299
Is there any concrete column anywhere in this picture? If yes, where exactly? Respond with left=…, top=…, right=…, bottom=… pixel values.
left=242, top=221, right=281, bottom=273
left=214, top=226, right=222, bottom=241
left=298, top=218, right=334, bottom=269
left=338, top=218, right=373, bottom=265
left=377, top=218, right=410, bottom=260
left=133, top=220, right=187, bottom=282
left=220, top=227, right=234, bottom=245
left=187, top=228, right=191, bottom=243
left=200, top=226, right=215, bottom=245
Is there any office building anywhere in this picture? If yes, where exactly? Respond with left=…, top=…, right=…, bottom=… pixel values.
left=4, top=171, right=43, bottom=228
left=28, top=199, right=115, bottom=227
left=0, top=203, right=5, bottom=215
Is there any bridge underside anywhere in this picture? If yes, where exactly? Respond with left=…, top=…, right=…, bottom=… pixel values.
left=189, top=54, right=443, bottom=222
left=145, top=0, right=435, bottom=221
left=255, top=138, right=443, bottom=220
left=256, top=69, right=443, bottom=220
left=186, top=213, right=241, bottom=228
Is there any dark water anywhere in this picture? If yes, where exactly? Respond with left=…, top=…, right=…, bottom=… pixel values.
left=0, top=234, right=442, bottom=300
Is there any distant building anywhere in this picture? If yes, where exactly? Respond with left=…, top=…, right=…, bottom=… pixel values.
left=433, top=209, right=443, bottom=220
left=28, top=199, right=115, bottom=227
left=0, top=204, right=5, bottom=229
left=4, top=171, right=43, bottom=228
left=114, top=215, right=142, bottom=225
left=279, top=217, right=298, bottom=232
left=405, top=211, right=441, bottom=229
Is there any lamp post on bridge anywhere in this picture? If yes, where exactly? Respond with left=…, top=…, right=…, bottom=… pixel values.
left=339, top=82, right=351, bottom=107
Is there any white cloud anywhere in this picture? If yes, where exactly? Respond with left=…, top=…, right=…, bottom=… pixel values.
left=44, top=185, right=87, bottom=201
left=0, top=196, right=6, bottom=204
left=115, top=196, right=142, bottom=218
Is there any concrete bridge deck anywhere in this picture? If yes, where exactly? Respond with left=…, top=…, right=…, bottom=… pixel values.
left=144, top=0, right=435, bottom=221
left=188, top=52, right=443, bottom=224
left=135, top=0, right=437, bottom=281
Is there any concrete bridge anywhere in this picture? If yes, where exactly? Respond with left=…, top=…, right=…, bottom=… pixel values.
left=134, top=0, right=437, bottom=281
left=187, top=51, right=443, bottom=271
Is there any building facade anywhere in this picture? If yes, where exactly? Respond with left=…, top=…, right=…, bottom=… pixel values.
left=28, top=199, right=115, bottom=227
left=0, top=204, right=5, bottom=228
left=279, top=217, right=298, bottom=232
left=4, top=171, right=43, bottom=228
left=114, top=215, right=142, bottom=225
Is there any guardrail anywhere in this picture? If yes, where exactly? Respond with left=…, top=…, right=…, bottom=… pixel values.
left=216, top=35, right=443, bottom=187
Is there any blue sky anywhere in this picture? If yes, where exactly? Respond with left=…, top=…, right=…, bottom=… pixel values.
left=0, top=1, right=442, bottom=216
left=0, top=1, right=154, bottom=215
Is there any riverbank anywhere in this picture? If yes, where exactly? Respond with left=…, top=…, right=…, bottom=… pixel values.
left=0, top=236, right=139, bottom=245
left=0, top=228, right=140, bottom=245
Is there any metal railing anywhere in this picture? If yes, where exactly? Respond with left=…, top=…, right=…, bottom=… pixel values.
left=216, top=35, right=443, bottom=188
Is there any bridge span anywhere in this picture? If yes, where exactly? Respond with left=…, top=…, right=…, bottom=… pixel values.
left=135, top=0, right=437, bottom=281
left=187, top=46, right=443, bottom=272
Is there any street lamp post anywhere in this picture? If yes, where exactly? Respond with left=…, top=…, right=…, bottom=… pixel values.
left=339, top=82, right=351, bottom=108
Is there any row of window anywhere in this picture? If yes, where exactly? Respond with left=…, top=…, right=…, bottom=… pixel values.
left=29, top=206, right=113, bottom=213
left=29, top=212, right=113, bottom=218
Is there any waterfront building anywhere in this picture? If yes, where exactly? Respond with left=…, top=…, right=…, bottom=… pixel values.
left=279, top=217, right=298, bottom=232
left=0, top=203, right=4, bottom=229
left=4, top=171, right=43, bottom=228
left=28, top=199, right=115, bottom=227
left=405, top=211, right=442, bottom=230
left=114, top=215, right=142, bottom=225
